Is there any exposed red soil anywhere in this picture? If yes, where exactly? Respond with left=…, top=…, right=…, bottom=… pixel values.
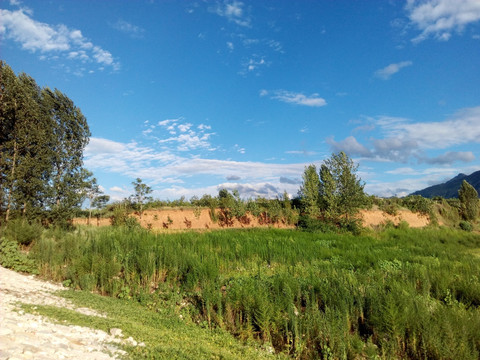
left=73, top=208, right=430, bottom=230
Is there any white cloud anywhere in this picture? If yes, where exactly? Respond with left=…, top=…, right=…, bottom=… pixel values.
left=234, top=144, right=246, bottom=154
left=155, top=119, right=215, bottom=152
left=375, top=61, right=413, bottom=80
left=421, top=151, right=475, bottom=164
left=327, top=106, right=480, bottom=164
left=262, top=90, right=327, bottom=107
left=285, top=150, right=317, bottom=156
left=240, top=55, right=269, bottom=75
left=213, top=0, right=251, bottom=27
left=0, top=8, right=119, bottom=72
left=327, top=136, right=371, bottom=157
left=378, top=106, right=480, bottom=149
left=386, top=167, right=420, bottom=175
left=85, top=137, right=312, bottom=196
left=406, top=0, right=480, bottom=42
left=366, top=166, right=479, bottom=197
left=111, top=19, right=145, bottom=38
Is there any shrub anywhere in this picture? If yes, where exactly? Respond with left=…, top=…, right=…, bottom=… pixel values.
left=296, top=216, right=338, bottom=233
left=459, top=220, right=473, bottom=232
left=110, top=205, right=140, bottom=229
left=2, top=219, right=43, bottom=246
left=0, top=237, right=38, bottom=273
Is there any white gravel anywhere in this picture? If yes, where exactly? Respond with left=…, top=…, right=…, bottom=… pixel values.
left=0, top=266, right=132, bottom=360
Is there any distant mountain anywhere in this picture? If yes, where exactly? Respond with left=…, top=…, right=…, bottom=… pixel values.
left=411, top=170, right=480, bottom=198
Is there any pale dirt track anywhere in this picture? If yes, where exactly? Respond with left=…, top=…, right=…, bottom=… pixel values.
left=0, top=266, right=137, bottom=360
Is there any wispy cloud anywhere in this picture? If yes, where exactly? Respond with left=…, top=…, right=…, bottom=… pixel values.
left=149, top=118, right=216, bottom=152
left=111, top=19, right=145, bottom=38
left=374, top=61, right=412, bottom=80
left=327, top=136, right=372, bottom=157
left=261, top=90, right=327, bottom=107
left=212, top=0, right=251, bottom=27
left=240, top=55, right=269, bottom=75
left=377, top=107, right=480, bottom=149
left=406, top=0, right=480, bottom=43
left=84, top=137, right=311, bottom=198
left=366, top=166, right=479, bottom=197
left=421, top=151, right=475, bottom=165
left=0, top=8, right=120, bottom=72
left=328, top=106, right=480, bottom=164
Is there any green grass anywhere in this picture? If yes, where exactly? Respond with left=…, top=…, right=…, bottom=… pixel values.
left=29, top=226, right=480, bottom=359
left=21, top=288, right=284, bottom=359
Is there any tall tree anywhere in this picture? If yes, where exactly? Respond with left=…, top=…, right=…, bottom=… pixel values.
left=298, top=165, right=320, bottom=217
left=84, top=173, right=103, bottom=225
left=458, top=180, right=479, bottom=221
left=131, top=178, right=152, bottom=219
left=0, top=62, right=51, bottom=221
left=42, top=88, right=91, bottom=225
left=1, top=62, right=92, bottom=226
left=319, top=164, right=338, bottom=221
left=319, top=152, right=366, bottom=223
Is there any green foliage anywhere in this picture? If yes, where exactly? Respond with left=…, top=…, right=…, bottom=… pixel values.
left=298, top=165, right=320, bottom=217
left=2, top=218, right=43, bottom=245
left=459, top=180, right=479, bottom=221
left=110, top=205, right=140, bottom=229
left=29, top=227, right=480, bottom=359
left=402, top=195, right=433, bottom=215
left=131, top=178, right=153, bottom=219
left=459, top=220, right=473, bottom=232
left=23, top=288, right=282, bottom=360
left=296, top=216, right=339, bottom=233
left=217, top=189, right=246, bottom=226
left=320, top=152, right=366, bottom=222
left=0, top=237, right=38, bottom=273
left=299, top=153, right=366, bottom=228
left=0, top=61, right=91, bottom=226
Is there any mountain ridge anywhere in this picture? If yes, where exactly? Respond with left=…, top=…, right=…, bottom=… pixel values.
left=410, top=170, right=480, bottom=198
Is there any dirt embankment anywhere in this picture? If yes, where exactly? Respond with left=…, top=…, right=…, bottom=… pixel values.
left=73, top=208, right=430, bottom=230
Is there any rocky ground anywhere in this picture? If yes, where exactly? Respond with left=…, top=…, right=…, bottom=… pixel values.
left=0, top=266, right=137, bottom=360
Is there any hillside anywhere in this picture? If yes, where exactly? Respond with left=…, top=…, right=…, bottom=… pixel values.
left=411, top=170, right=480, bottom=198
left=73, top=208, right=430, bottom=230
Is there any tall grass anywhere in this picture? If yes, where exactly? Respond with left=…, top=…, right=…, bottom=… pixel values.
left=31, top=226, right=480, bottom=359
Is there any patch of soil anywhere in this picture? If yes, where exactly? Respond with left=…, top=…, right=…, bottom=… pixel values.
left=73, top=208, right=293, bottom=231
left=359, top=209, right=429, bottom=228
left=74, top=208, right=430, bottom=231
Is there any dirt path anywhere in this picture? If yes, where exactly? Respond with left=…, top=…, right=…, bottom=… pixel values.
left=0, top=266, right=136, bottom=360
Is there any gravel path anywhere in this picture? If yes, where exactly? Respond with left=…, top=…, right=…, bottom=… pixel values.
left=0, top=266, right=131, bottom=360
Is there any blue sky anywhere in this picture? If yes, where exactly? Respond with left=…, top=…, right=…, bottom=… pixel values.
left=2, top=0, right=480, bottom=201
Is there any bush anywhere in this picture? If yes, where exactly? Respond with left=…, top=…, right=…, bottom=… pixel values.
left=296, top=216, right=338, bottom=233
left=110, top=205, right=140, bottom=229
left=459, top=220, right=473, bottom=232
left=2, top=219, right=43, bottom=246
left=0, top=237, right=38, bottom=273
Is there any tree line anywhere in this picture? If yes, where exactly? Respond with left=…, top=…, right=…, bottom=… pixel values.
left=0, top=61, right=106, bottom=227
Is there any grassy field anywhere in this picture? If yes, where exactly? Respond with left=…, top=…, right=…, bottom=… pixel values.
left=28, top=226, right=480, bottom=359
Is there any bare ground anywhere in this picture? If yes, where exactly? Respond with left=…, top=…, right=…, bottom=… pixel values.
left=74, top=208, right=430, bottom=230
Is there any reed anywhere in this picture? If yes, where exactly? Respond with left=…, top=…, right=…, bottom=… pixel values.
left=31, top=226, right=480, bottom=359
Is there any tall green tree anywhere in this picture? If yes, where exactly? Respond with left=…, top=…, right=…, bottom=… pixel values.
left=458, top=180, right=479, bottom=221
left=42, top=88, right=91, bottom=225
left=84, top=173, right=105, bottom=225
left=131, top=178, right=153, bottom=219
left=319, top=164, right=337, bottom=221
left=0, top=62, right=51, bottom=221
left=298, top=164, right=320, bottom=217
left=319, top=152, right=366, bottom=223
left=1, top=61, right=92, bottom=226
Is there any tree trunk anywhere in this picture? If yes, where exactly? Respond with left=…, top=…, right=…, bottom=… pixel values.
left=5, top=140, right=17, bottom=223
